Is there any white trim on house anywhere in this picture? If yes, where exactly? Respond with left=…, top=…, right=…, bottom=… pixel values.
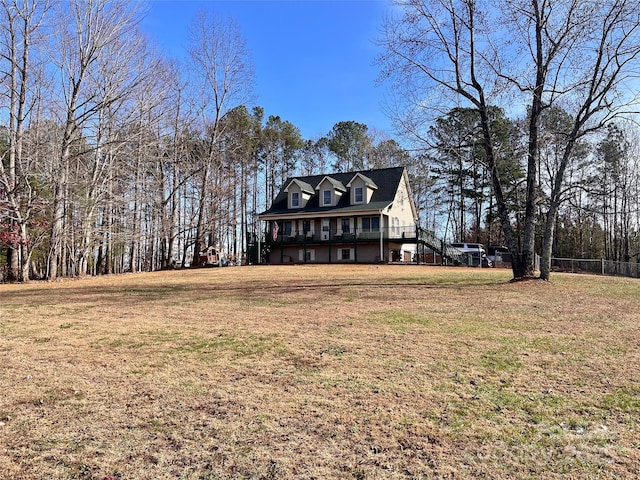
left=337, top=247, right=355, bottom=261
left=322, top=188, right=332, bottom=206
left=258, top=205, right=392, bottom=222
left=299, top=249, right=315, bottom=261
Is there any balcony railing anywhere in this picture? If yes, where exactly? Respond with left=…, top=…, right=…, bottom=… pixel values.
left=267, top=225, right=417, bottom=244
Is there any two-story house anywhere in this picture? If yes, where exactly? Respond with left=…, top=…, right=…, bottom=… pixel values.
left=257, top=167, right=419, bottom=264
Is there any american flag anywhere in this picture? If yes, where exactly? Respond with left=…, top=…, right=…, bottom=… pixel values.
left=272, top=221, right=279, bottom=241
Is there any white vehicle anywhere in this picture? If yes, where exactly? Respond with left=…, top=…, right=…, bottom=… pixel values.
left=450, top=242, right=486, bottom=253
left=450, top=242, right=492, bottom=267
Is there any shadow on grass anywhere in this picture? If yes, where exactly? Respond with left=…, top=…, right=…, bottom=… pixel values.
left=1, top=268, right=516, bottom=309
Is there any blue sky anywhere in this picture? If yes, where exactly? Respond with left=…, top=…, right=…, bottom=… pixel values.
left=141, top=0, right=393, bottom=140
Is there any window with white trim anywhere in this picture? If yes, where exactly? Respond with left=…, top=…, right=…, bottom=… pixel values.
left=299, top=249, right=315, bottom=261
left=341, top=218, right=350, bottom=234
left=354, top=186, right=364, bottom=203
left=291, top=192, right=299, bottom=207
left=340, top=248, right=352, bottom=260
left=322, top=189, right=331, bottom=206
left=361, top=217, right=380, bottom=232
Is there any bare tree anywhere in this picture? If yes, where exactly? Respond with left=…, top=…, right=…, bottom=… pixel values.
left=45, top=0, right=146, bottom=280
left=534, top=0, right=640, bottom=279
left=379, top=0, right=528, bottom=277
left=378, top=0, right=640, bottom=280
left=0, top=0, right=50, bottom=281
left=152, top=60, right=194, bottom=270
left=187, top=9, right=253, bottom=266
left=76, top=33, right=164, bottom=276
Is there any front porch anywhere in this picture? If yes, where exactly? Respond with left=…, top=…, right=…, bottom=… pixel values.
left=269, top=225, right=418, bottom=244
left=264, top=226, right=419, bottom=264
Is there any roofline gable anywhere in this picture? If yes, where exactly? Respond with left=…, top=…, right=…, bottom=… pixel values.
left=346, top=172, right=378, bottom=190
left=283, top=178, right=314, bottom=195
left=258, top=167, right=412, bottom=218
left=315, top=176, right=346, bottom=193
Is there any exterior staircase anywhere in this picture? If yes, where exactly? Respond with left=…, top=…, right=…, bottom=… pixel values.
left=416, top=227, right=463, bottom=265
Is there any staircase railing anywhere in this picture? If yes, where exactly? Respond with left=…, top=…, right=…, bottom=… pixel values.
left=416, top=227, right=463, bottom=265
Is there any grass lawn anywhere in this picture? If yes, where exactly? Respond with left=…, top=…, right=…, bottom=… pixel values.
left=1, top=265, right=639, bottom=479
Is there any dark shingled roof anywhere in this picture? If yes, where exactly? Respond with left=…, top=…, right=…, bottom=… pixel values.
left=317, top=176, right=347, bottom=193
left=285, top=179, right=315, bottom=195
left=259, top=166, right=406, bottom=217
left=348, top=173, right=377, bottom=190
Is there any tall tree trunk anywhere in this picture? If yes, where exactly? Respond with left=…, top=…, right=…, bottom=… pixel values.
left=1, top=0, right=44, bottom=282
left=48, top=136, right=72, bottom=280
left=540, top=133, right=578, bottom=280
left=192, top=163, right=210, bottom=267
left=130, top=153, right=141, bottom=273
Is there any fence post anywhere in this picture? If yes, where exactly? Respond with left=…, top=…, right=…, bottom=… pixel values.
left=601, top=258, right=605, bottom=276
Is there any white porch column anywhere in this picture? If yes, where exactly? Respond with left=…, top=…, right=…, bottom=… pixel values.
left=257, top=220, right=261, bottom=264
left=379, top=211, right=384, bottom=262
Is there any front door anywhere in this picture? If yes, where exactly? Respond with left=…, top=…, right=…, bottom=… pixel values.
left=321, top=219, right=330, bottom=240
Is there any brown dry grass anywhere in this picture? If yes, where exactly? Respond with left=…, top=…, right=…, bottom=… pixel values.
left=1, top=265, right=639, bottom=479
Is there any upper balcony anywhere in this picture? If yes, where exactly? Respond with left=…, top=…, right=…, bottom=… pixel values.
left=266, top=225, right=417, bottom=245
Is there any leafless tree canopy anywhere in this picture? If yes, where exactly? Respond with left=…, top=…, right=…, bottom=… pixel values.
left=378, top=0, right=640, bottom=279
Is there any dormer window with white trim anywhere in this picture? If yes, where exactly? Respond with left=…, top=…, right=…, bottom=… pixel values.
left=285, top=178, right=314, bottom=209
left=347, top=173, right=378, bottom=206
left=316, top=176, right=346, bottom=207
left=322, top=189, right=332, bottom=206
left=354, top=187, right=364, bottom=204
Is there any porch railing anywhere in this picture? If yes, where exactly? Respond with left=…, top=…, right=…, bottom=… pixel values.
left=268, top=225, right=417, bottom=244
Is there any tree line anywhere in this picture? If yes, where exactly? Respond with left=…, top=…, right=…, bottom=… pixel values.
left=425, top=107, right=640, bottom=265
left=2, top=0, right=640, bottom=283
left=0, top=0, right=419, bottom=282
left=378, top=0, right=640, bottom=280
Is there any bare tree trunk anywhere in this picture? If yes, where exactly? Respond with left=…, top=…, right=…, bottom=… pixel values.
left=48, top=137, right=71, bottom=280
left=0, top=0, right=48, bottom=282
left=540, top=131, right=578, bottom=280
left=130, top=150, right=142, bottom=273
left=192, top=160, right=210, bottom=267
left=47, top=0, right=145, bottom=280
left=166, top=143, right=180, bottom=268
left=187, top=9, right=253, bottom=266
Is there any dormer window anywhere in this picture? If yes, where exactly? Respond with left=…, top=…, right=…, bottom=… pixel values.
left=322, top=189, right=332, bottom=206
left=316, top=176, right=346, bottom=207
left=285, top=179, right=314, bottom=209
left=347, top=173, right=377, bottom=206
left=354, top=187, right=364, bottom=203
